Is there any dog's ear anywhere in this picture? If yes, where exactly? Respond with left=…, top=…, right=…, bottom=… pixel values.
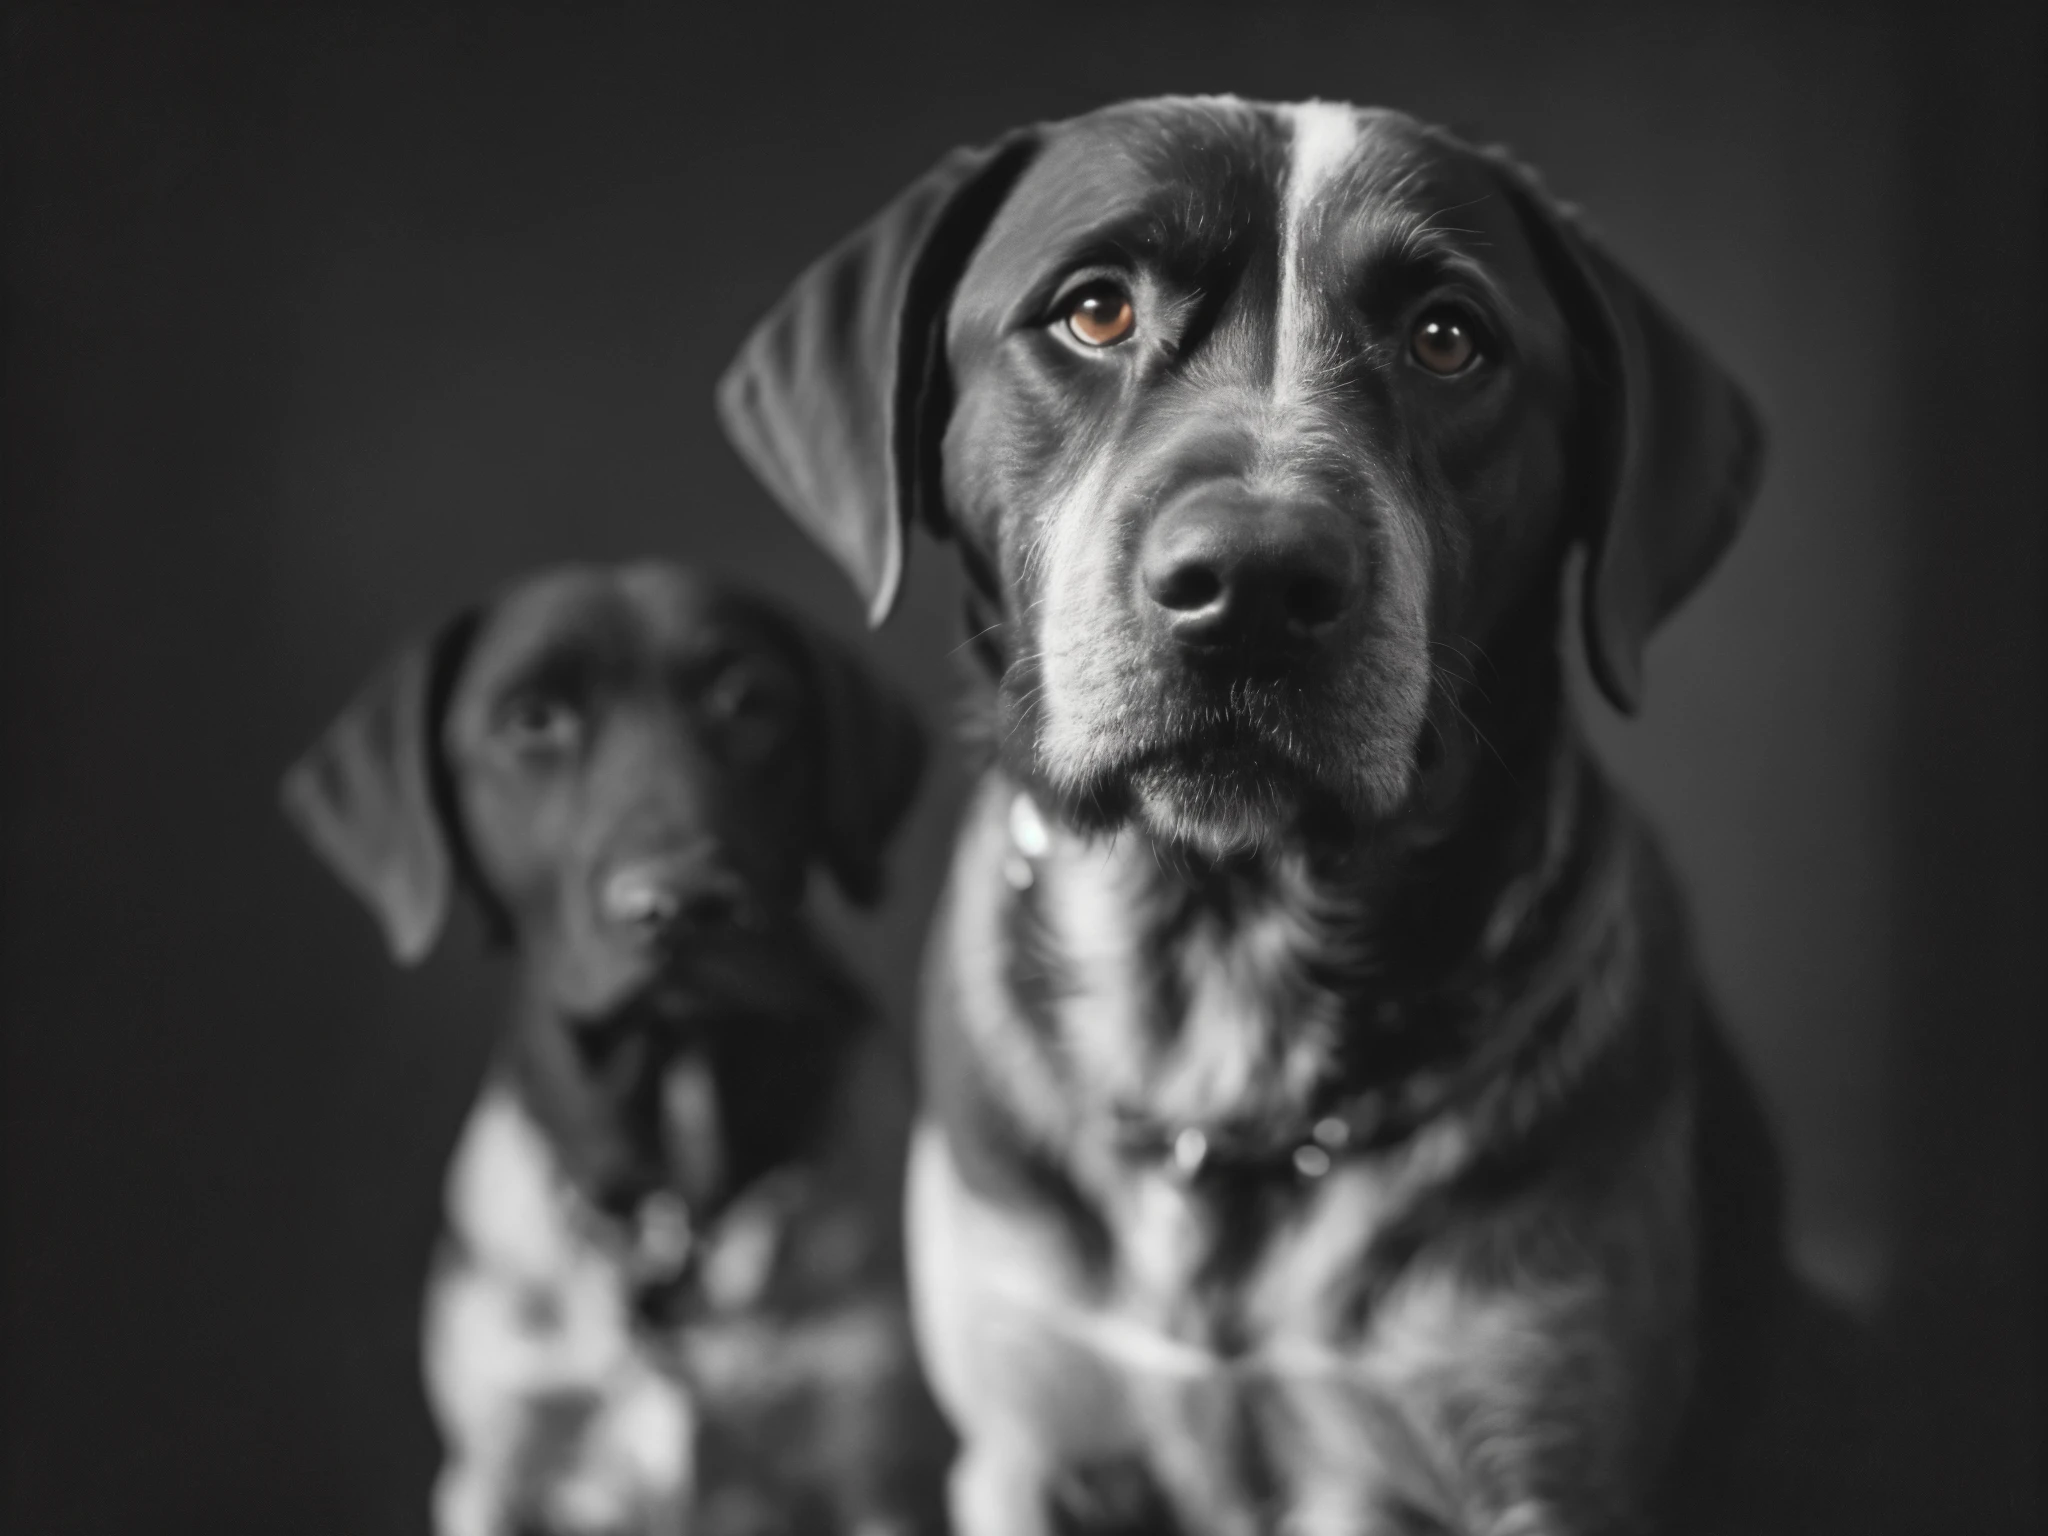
left=716, top=130, right=1041, bottom=627
left=783, top=618, right=927, bottom=907
left=1495, top=156, right=1768, bottom=715
left=280, top=615, right=473, bottom=964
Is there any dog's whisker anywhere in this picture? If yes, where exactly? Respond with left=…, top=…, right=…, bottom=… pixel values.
left=947, top=619, right=1009, bottom=659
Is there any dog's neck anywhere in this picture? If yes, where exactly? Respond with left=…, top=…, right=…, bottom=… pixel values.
left=995, top=622, right=1599, bottom=1154
left=497, top=927, right=868, bottom=1224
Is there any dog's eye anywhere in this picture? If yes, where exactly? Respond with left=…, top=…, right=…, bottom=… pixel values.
left=703, top=661, right=791, bottom=755
left=1410, top=308, right=1484, bottom=376
left=704, top=663, right=768, bottom=720
left=502, top=696, right=583, bottom=754
left=1063, top=283, right=1135, bottom=348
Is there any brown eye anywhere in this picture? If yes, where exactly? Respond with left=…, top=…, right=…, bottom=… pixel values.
left=1064, top=284, right=1135, bottom=347
left=1410, top=309, right=1481, bottom=375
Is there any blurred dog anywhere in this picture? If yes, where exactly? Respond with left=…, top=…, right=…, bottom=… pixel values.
left=283, top=563, right=947, bottom=1536
left=719, top=98, right=1869, bottom=1535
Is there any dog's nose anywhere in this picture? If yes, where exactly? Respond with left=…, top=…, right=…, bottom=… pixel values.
left=1141, top=486, right=1360, bottom=650
left=599, top=856, right=755, bottom=938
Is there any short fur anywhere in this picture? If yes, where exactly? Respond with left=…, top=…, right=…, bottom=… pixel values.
left=718, top=98, right=1866, bottom=1535
left=284, top=563, right=947, bottom=1536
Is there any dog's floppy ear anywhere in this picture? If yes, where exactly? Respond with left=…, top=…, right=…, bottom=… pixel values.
left=716, top=130, right=1040, bottom=627
left=280, top=615, right=474, bottom=964
left=1495, top=156, right=1767, bottom=715
left=783, top=618, right=927, bottom=907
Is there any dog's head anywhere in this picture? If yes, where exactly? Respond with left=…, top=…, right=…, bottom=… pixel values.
left=720, top=98, right=1761, bottom=860
left=282, top=562, right=922, bottom=1210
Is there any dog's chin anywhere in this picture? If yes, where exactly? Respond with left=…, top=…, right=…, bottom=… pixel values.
left=554, top=928, right=781, bottom=1025
left=554, top=967, right=700, bottom=1034
left=1017, top=674, right=1434, bottom=863
left=1109, top=747, right=1362, bottom=864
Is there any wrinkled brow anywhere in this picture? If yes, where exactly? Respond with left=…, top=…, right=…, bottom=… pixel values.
left=1346, top=188, right=1519, bottom=317
left=477, top=639, right=610, bottom=706
left=1040, top=185, right=1264, bottom=272
left=470, top=608, right=639, bottom=699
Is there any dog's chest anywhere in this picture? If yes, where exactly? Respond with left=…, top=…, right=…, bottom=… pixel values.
left=927, top=779, right=1693, bottom=1528
left=423, top=1085, right=830, bottom=1524
left=1109, top=1123, right=1469, bottom=1347
left=911, top=1118, right=1611, bottom=1535
left=424, top=1087, right=697, bottom=1532
left=997, top=817, right=1477, bottom=1344
left=1030, top=823, right=1348, bottom=1145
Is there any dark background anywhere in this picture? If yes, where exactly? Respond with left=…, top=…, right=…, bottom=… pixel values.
left=4, top=3, right=2041, bottom=1532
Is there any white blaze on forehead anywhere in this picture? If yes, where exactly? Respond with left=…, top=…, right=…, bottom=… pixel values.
left=1275, top=101, right=1363, bottom=404
left=1282, top=100, right=1366, bottom=220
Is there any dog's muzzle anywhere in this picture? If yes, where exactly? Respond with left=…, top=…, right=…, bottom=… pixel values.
left=598, top=852, right=760, bottom=942
left=1139, top=483, right=1363, bottom=662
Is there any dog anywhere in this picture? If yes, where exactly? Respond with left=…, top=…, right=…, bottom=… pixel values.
left=716, top=98, right=1873, bottom=1535
left=283, top=563, right=949, bottom=1536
